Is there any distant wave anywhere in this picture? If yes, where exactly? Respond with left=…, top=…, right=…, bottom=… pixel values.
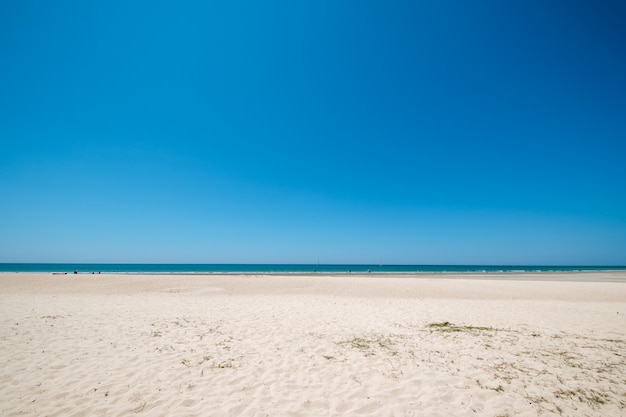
left=1, top=263, right=625, bottom=274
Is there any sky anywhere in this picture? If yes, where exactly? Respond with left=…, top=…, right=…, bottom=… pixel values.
left=1, top=0, right=625, bottom=265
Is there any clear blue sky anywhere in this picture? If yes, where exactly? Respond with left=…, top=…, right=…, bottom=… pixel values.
left=1, top=0, right=625, bottom=264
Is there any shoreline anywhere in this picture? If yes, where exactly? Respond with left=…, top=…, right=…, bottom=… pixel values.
left=3, top=263, right=626, bottom=275
left=2, top=270, right=626, bottom=283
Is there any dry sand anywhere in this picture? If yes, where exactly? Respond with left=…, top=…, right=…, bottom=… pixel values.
left=1, top=272, right=625, bottom=417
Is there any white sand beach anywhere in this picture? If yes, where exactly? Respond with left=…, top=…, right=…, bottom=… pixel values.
left=1, top=272, right=625, bottom=417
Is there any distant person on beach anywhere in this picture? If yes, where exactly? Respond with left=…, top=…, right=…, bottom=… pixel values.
left=74, top=269, right=78, bottom=274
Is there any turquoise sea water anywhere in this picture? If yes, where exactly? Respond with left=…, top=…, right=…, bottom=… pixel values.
left=1, top=263, right=625, bottom=274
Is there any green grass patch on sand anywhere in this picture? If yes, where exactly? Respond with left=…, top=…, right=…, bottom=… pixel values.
left=427, top=321, right=495, bottom=332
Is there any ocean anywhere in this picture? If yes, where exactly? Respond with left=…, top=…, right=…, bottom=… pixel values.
left=1, top=263, right=625, bottom=274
